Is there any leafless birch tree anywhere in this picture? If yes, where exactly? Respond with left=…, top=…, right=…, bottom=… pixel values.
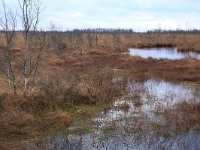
left=18, top=0, right=43, bottom=91
left=49, top=23, right=66, bottom=58
left=0, top=0, right=17, bottom=93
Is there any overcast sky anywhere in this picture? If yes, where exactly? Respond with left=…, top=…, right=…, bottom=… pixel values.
left=2, top=0, right=200, bottom=31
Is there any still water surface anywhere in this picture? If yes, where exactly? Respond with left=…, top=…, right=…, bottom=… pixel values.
left=129, top=48, right=200, bottom=60
left=29, top=80, right=200, bottom=150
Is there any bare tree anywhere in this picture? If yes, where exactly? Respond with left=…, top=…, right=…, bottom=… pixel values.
left=113, top=32, right=121, bottom=52
left=49, top=23, right=66, bottom=58
left=29, top=30, right=46, bottom=84
left=87, top=32, right=95, bottom=48
left=0, top=0, right=17, bottom=93
left=72, top=30, right=84, bottom=71
left=18, top=0, right=43, bottom=91
left=74, top=38, right=83, bottom=72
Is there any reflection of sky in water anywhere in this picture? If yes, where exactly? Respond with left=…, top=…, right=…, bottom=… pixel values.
left=141, top=80, right=195, bottom=115
left=29, top=80, right=200, bottom=150
left=129, top=48, right=200, bottom=60
left=97, top=79, right=196, bottom=125
left=30, top=129, right=200, bottom=150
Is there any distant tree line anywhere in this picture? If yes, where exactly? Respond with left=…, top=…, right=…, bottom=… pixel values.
left=1, top=28, right=200, bottom=34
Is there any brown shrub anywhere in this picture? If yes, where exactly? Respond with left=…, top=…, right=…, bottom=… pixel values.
left=77, top=68, right=127, bottom=103
left=163, top=102, right=200, bottom=132
left=43, top=111, right=71, bottom=127
left=11, top=48, right=22, bottom=53
left=0, top=111, right=36, bottom=139
left=47, top=56, right=65, bottom=66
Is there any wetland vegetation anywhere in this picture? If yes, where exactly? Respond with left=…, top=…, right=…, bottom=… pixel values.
left=1, top=29, right=200, bottom=149
left=0, top=0, right=200, bottom=150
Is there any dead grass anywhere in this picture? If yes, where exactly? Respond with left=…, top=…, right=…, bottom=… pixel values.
left=1, top=31, right=200, bottom=149
left=163, top=102, right=200, bottom=132
left=1, top=32, right=200, bottom=94
left=43, top=111, right=71, bottom=128
left=47, top=55, right=65, bottom=66
left=0, top=91, right=72, bottom=149
left=11, top=48, right=23, bottom=54
left=150, top=101, right=200, bottom=136
left=118, top=57, right=200, bottom=82
left=0, top=66, right=127, bottom=149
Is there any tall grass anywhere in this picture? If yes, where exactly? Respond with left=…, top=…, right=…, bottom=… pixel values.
left=163, top=101, right=200, bottom=132
left=0, top=67, right=127, bottom=149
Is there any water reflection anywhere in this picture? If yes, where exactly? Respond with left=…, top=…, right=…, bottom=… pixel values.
left=129, top=48, right=200, bottom=60
left=28, top=80, right=200, bottom=150
left=98, top=79, right=196, bottom=125
left=29, top=131, right=200, bottom=150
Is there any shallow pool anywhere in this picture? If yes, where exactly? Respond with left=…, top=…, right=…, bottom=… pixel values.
left=129, top=48, right=200, bottom=60
left=28, top=80, right=200, bottom=150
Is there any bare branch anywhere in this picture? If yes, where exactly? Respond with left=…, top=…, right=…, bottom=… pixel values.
left=0, top=0, right=17, bottom=93
left=18, top=0, right=44, bottom=91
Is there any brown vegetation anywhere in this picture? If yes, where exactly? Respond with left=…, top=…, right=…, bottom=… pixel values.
left=1, top=30, right=200, bottom=149
left=0, top=65, right=126, bottom=149
left=149, top=101, right=200, bottom=138
left=163, top=102, right=200, bottom=132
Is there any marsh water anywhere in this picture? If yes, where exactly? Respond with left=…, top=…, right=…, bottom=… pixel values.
left=129, top=47, right=200, bottom=60
left=29, top=79, right=200, bottom=150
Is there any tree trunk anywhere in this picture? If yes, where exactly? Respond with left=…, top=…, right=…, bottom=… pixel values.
left=12, top=78, right=17, bottom=94
left=24, top=36, right=29, bottom=91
